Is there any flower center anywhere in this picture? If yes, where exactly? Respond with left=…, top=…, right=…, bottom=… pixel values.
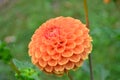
left=45, top=26, right=60, bottom=40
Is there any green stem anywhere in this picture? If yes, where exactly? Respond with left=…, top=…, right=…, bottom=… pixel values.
left=9, top=60, right=20, bottom=75
left=88, top=54, right=94, bottom=80
left=83, top=0, right=94, bottom=80
left=84, top=0, right=89, bottom=28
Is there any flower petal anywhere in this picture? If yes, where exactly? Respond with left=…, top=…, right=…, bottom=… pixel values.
left=65, top=61, right=74, bottom=70
left=70, top=54, right=81, bottom=62
left=48, top=59, right=57, bottom=66
left=38, top=58, right=47, bottom=67
left=45, top=65, right=53, bottom=73
left=54, top=65, right=64, bottom=72
left=73, top=45, right=84, bottom=54
left=62, top=49, right=73, bottom=57
left=47, top=46, right=55, bottom=55
left=58, top=57, right=69, bottom=65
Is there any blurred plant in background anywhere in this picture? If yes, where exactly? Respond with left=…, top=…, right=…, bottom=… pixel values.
left=0, top=0, right=120, bottom=80
left=0, top=41, right=12, bottom=63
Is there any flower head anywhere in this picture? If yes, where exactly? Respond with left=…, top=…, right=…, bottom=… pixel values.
left=104, top=0, right=111, bottom=4
left=28, top=16, right=92, bottom=75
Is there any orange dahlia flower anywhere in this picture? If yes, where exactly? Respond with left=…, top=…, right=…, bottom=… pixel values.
left=28, top=16, right=92, bottom=75
left=104, top=0, right=111, bottom=4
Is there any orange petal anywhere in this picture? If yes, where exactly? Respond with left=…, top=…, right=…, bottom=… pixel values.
left=59, top=32, right=67, bottom=42
left=75, top=59, right=83, bottom=67
left=73, top=23, right=80, bottom=29
left=75, top=36, right=84, bottom=45
left=38, top=58, right=47, bottom=67
left=29, top=47, right=36, bottom=56
left=83, top=41, right=91, bottom=48
left=82, top=27, right=89, bottom=33
left=74, top=29, right=83, bottom=36
left=85, top=36, right=92, bottom=42
left=58, top=38, right=67, bottom=46
left=31, top=57, right=38, bottom=64
left=54, top=65, right=64, bottom=72
left=84, top=44, right=92, bottom=53
left=70, top=54, right=80, bottom=62
left=35, top=52, right=41, bottom=58
left=52, top=41, right=59, bottom=47
left=58, top=57, right=69, bottom=65
left=47, top=46, right=55, bottom=55
left=55, top=45, right=65, bottom=53
left=28, top=49, right=33, bottom=56
left=42, top=53, right=51, bottom=61
left=66, top=40, right=76, bottom=49
left=48, top=59, right=57, bottom=66
left=73, top=45, right=84, bottom=54
left=42, top=38, right=51, bottom=45
left=40, top=44, right=46, bottom=52
left=67, top=34, right=76, bottom=40
left=45, top=65, right=53, bottom=73
left=65, top=61, right=74, bottom=70
left=50, top=37, right=59, bottom=46
left=28, top=41, right=32, bottom=48
left=51, top=53, right=61, bottom=60
left=63, top=27, right=75, bottom=34
left=104, top=0, right=110, bottom=4
left=62, top=49, right=73, bottom=57
left=81, top=51, right=89, bottom=60
left=81, top=33, right=89, bottom=39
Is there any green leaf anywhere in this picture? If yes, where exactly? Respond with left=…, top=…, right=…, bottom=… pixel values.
left=13, top=59, right=33, bottom=70
left=0, top=41, right=12, bottom=63
left=13, top=59, right=41, bottom=80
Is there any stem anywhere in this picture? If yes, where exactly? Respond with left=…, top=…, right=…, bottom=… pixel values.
left=84, top=0, right=89, bottom=28
left=88, top=54, right=94, bottom=80
left=67, top=72, right=73, bottom=80
left=83, top=0, right=94, bottom=80
left=9, top=60, right=20, bottom=75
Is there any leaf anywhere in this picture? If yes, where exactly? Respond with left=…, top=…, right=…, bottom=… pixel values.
left=12, top=59, right=41, bottom=80
left=13, top=59, right=33, bottom=70
left=0, top=41, right=12, bottom=63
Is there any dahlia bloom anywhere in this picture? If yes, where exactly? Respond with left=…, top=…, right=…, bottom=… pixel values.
left=28, top=16, right=92, bottom=75
left=104, top=0, right=110, bottom=4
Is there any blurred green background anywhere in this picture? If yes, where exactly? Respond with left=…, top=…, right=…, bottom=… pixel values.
left=0, top=0, right=120, bottom=80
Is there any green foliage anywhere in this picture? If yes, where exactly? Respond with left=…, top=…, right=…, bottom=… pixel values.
left=13, top=59, right=40, bottom=80
left=0, top=41, right=12, bottom=63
